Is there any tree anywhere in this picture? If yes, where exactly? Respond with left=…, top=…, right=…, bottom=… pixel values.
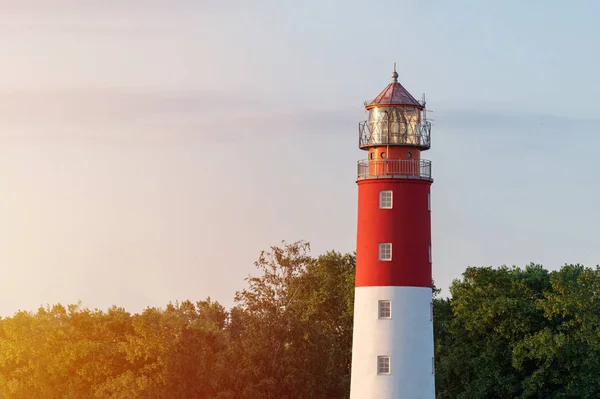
left=104, top=299, right=229, bottom=398
left=290, top=250, right=355, bottom=397
left=435, top=264, right=551, bottom=398
left=223, top=241, right=355, bottom=398
left=512, top=265, right=600, bottom=399
left=227, top=240, right=313, bottom=398
left=0, top=303, right=133, bottom=398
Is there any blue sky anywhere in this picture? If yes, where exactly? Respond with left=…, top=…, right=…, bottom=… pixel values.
left=0, top=0, right=599, bottom=315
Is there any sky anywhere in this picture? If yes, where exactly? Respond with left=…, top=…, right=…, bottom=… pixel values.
left=1, top=0, right=599, bottom=316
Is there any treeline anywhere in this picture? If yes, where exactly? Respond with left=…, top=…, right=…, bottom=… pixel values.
left=436, top=262, right=600, bottom=398
left=0, top=241, right=354, bottom=399
left=0, top=241, right=599, bottom=398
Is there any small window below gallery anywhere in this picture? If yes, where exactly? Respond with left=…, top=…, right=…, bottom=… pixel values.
left=380, top=152, right=386, bottom=159
left=379, top=190, right=393, bottom=209
left=369, top=152, right=375, bottom=160
left=378, top=356, right=391, bottom=374
left=379, top=243, right=392, bottom=261
left=378, top=300, right=391, bottom=319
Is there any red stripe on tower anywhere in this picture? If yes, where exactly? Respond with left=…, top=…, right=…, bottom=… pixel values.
left=356, top=179, right=431, bottom=287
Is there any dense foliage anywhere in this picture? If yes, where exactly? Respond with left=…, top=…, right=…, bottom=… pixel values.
left=435, top=263, right=600, bottom=399
left=1, top=241, right=599, bottom=398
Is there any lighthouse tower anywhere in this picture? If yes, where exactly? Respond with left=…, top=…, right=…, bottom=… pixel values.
left=350, top=67, right=435, bottom=399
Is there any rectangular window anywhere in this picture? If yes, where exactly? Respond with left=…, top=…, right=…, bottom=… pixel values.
left=429, top=245, right=432, bottom=263
left=428, top=192, right=431, bottom=211
left=379, top=243, right=392, bottom=261
left=379, top=190, right=393, bottom=209
left=378, top=300, right=391, bottom=319
left=377, top=356, right=391, bottom=374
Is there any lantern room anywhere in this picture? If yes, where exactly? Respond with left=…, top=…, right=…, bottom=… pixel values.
left=358, top=67, right=431, bottom=150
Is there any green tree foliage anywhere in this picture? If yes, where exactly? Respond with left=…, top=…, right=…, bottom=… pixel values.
left=512, top=265, right=600, bottom=399
left=0, top=303, right=134, bottom=398
left=1, top=242, right=599, bottom=398
left=0, top=241, right=355, bottom=398
left=224, top=241, right=355, bottom=399
left=435, top=263, right=600, bottom=399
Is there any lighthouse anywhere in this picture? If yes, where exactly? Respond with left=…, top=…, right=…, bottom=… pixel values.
left=350, top=67, right=435, bottom=399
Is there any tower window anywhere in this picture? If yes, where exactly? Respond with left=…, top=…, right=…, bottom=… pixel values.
left=379, top=191, right=393, bottom=209
left=428, top=192, right=431, bottom=211
left=380, top=152, right=387, bottom=159
left=379, top=243, right=392, bottom=261
left=377, top=356, right=391, bottom=374
left=369, top=152, right=375, bottom=160
left=378, top=300, right=391, bottom=319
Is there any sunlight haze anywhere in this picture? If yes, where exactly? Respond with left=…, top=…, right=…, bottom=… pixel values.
left=1, top=0, right=599, bottom=316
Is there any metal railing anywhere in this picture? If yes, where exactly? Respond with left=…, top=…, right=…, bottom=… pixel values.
left=358, top=119, right=431, bottom=149
left=357, top=159, right=432, bottom=181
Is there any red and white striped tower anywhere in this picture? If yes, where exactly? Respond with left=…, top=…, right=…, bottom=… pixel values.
left=350, top=67, right=435, bottom=399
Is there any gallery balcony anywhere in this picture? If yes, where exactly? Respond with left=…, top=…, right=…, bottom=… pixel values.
left=357, top=159, right=432, bottom=181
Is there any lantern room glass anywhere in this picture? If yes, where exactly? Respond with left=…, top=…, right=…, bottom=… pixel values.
left=367, top=106, right=421, bottom=146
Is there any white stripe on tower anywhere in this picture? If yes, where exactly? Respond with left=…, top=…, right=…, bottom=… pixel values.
left=350, top=286, right=434, bottom=398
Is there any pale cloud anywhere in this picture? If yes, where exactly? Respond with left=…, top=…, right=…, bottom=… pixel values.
left=3, top=85, right=597, bottom=151
left=0, top=86, right=357, bottom=146
left=438, top=107, right=600, bottom=132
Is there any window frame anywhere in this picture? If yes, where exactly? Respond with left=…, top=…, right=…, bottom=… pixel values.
left=379, top=190, right=393, bottom=209
left=377, top=356, right=391, bottom=375
left=378, top=300, right=391, bottom=319
left=378, top=243, right=392, bottom=261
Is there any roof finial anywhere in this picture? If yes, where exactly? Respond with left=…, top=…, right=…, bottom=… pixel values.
left=392, top=62, right=398, bottom=83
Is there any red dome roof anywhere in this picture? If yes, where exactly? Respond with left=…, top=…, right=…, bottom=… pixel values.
left=366, top=69, right=423, bottom=110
